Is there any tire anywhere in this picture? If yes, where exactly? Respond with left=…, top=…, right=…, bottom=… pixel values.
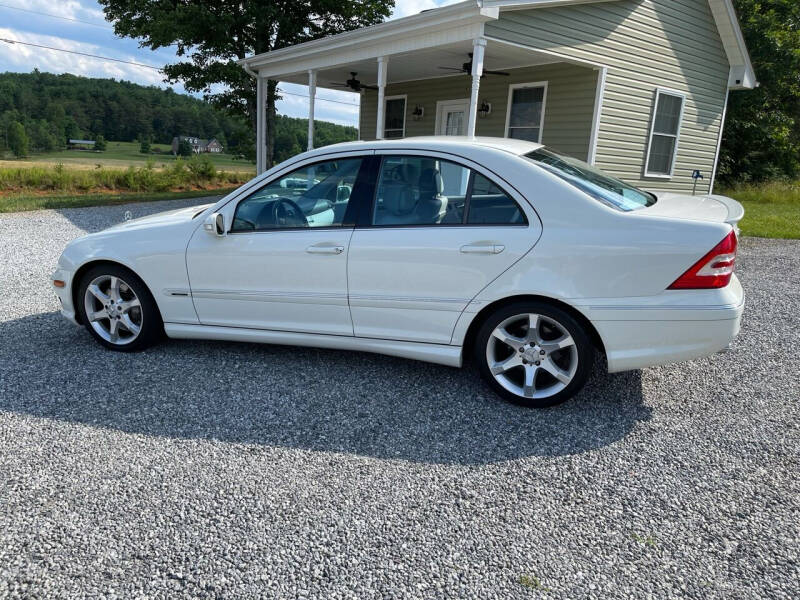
left=77, top=264, right=163, bottom=352
left=474, top=301, right=594, bottom=408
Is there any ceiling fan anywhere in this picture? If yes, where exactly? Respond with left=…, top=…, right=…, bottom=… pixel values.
left=438, top=53, right=510, bottom=77
left=331, top=72, right=378, bottom=92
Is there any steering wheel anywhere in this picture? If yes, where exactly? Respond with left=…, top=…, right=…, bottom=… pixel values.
left=270, top=197, right=308, bottom=228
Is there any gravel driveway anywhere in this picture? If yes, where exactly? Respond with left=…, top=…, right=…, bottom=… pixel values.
left=0, top=198, right=797, bottom=599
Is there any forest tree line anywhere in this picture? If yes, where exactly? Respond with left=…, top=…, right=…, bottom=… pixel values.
left=0, top=71, right=357, bottom=162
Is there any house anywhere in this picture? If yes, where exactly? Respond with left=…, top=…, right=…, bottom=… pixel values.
left=170, top=136, right=223, bottom=154
left=238, top=0, right=755, bottom=195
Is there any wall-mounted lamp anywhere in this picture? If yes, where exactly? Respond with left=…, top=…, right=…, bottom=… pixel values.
left=477, top=101, right=492, bottom=118
left=411, top=105, right=424, bottom=121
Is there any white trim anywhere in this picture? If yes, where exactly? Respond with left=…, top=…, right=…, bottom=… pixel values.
left=587, top=66, right=607, bottom=165
left=383, top=94, right=407, bottom=139
left=435, top=99, right=471, bottom=135
left=643, top=87, right=687, bottom=179
left=504, top=81, right=548, bottom=143
left=709, top=86, right=730, bottom=194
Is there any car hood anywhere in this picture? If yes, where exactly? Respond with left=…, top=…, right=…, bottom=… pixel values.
left=642, top=192, right=744, bottom=228
left=101, top=203, right=214, bottom=233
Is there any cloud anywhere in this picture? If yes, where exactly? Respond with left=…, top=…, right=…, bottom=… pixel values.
left=391, top=0, right=458, bottom=19
left=0, top=28, right=165, bottom=86
left=22, top=0, right=106, bottom=24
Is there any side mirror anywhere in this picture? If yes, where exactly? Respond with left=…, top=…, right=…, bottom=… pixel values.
left=204, top=212, right=226, bottom=237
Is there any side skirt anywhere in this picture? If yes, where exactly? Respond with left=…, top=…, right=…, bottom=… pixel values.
left=164, top=323, right=463, bottom=368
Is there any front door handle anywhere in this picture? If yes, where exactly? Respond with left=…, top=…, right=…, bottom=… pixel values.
left=306, top=244, right=345, bottom=255
left=460, top=243, right=505, bottom=255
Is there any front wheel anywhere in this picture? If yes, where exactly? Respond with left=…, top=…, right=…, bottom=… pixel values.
left=474, top=302, right=594, bottom=408
left=77, top=264, right=163, bottom=352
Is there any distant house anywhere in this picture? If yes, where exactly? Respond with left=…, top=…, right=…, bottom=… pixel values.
left=170, top=135, right=223, bottom=154
left=67, top=139, right=95, bottom=150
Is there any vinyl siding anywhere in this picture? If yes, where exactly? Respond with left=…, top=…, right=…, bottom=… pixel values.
left=359, top=62, right=598, bottom=160
left=485, top=0, right=730, bottom=194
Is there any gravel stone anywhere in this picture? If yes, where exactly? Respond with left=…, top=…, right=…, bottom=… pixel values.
left=0, top=199, right=798, bottom=599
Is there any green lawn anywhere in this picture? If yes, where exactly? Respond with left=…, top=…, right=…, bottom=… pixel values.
left=0, top=188, right=237, bottom=213
left=0, top=141, right=256, bottom=173
left=720, top=181, right=800, bottom=239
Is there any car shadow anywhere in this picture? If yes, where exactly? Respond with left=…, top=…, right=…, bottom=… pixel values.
left=0, top=312, right=652, bottom=465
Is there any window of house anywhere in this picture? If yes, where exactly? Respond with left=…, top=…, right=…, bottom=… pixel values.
left=232, top=158, right=363, bottom=231
left=645, top=89, right=685, bottom=177
left=384, top=96, right=406, bottom=139
left=372, top=155, right=526, bottom=227
left=505, top=82, right=547, bottom=142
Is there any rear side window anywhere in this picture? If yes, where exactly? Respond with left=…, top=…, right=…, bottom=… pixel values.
left=467, top=173, right=525, bottom=225
left=372, top=155, right=527, bottom=227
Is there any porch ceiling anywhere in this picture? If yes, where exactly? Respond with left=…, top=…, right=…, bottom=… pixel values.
left=272, top=40, right=563, bottom=92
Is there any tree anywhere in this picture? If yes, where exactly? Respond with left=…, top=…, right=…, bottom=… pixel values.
left=99, top=0, right=393, bottom=168
left=718, top=0, right=800, bottom=184
left=177, top=139, right=193, bottom=157
left=94, top=134, right=107, bottom=151
left=139, top=134, right=151, bottom=154
left=7, top=121, right=28, bottom=157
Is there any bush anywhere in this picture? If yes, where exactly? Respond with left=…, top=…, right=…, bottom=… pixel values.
left=0, top=161, right=249, bottom=194
left=94, top=134, right=107, bottom=151
left=8, top=121, right=29, bottom=158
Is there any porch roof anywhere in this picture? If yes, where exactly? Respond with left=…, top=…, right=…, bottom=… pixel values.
left=239, top=0, right=755, bottom=91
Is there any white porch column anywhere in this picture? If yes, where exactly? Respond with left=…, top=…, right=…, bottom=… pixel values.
left=376, top=56, right=388, bottom=139
left=307, top=69, right=317, bottom=151
left=467, top=38, right=486, bottom=138
left=256, top=74, right=265, bottom=174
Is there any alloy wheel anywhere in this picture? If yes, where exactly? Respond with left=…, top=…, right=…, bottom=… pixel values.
left=83, top=274, right=143, bottom=345
left=485, top=312, right=579, bottom=400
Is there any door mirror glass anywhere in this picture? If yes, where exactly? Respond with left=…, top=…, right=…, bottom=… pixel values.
left=204, top=212, right=226, bottom=236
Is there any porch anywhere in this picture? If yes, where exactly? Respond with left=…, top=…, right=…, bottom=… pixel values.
left=239, top=2, right=606, bottom=174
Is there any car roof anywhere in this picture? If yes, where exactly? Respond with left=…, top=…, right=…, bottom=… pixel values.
left=316, top=136, right=542, bottom=157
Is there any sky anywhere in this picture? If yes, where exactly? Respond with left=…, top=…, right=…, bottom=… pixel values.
left=0, top=0, right=457, bottom=128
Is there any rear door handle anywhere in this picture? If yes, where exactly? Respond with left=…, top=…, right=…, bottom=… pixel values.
left=306, top=244, right=344, bottom=255
left=460, top=243, right=505, bottom=255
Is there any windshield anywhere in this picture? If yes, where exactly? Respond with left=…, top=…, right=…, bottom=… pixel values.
left=525, top=148, right=656, bottom=211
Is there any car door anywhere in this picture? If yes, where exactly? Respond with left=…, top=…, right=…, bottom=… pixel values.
left=186, top=153, right=370, bottom=336
left=347, top=151, right=541, bottom=344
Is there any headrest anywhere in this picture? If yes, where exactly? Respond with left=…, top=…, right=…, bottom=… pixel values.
left=382, top=182, right=415, bottom=215
left=419, top=168, right=444, bottom=196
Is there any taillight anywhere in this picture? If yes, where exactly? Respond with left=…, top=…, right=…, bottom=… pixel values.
left=668, top=230, right=737, bottom=290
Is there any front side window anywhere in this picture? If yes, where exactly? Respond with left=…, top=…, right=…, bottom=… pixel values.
left=372, top=155, right=527, bottom=226
left=506, top=83, right=547, bottom=142
left=645, top=89, right=685, bottom=176
left=232, top=158, right=362, bottom=231
left=384, top=96, right=406, bottom=139
left=526, top=148, right=656, bottom=211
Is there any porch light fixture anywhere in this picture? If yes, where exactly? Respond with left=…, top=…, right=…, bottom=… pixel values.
left=411, top=105, right=424, bottom=120
left=478, top=101, right=492, bottom=118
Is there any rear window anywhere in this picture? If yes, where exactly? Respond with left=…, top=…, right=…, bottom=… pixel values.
left=525, top=148, right=656, bottom=211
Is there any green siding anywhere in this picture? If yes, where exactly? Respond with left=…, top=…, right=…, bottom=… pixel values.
left=359, top=62, right=598, bottom=160
left=485, top=0, right=730, bottom=194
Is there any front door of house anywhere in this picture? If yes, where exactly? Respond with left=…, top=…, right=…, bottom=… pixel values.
left=435, top=99, right=469, bottom=136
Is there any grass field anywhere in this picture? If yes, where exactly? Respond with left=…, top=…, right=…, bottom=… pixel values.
left=0, top=189, right=237, bottom=213
left=0, top=141, right=256, bottom=173
left=720, top=181, right=800, bottom=239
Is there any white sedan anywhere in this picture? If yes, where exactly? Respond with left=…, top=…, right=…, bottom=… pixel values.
left=51, top=137, right=744, bottom=408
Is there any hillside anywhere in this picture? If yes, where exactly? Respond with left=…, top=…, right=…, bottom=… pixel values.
left=0, top=71, right=358, bottom=160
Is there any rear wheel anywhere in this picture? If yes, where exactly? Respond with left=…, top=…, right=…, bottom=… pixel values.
left=474, top=301, right=594, bottom=408
left=77, top=264, right=162, bottom=352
